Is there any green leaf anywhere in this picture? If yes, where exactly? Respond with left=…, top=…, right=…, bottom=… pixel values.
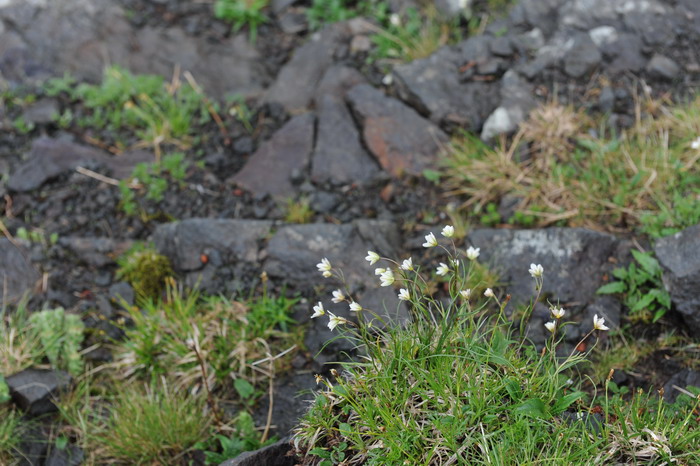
left=631, top=293, right=656, bottom=313
left=611, top=267, right=628, bottom=280
left=597, top=281, right=626, bottom=294
left=0, top=375, right=10, bottom=403
left=234, top=378, right=255, bottom=400
left=649, top=288, right=671, bottom=309
left=338, top=423, right=353, bottom=436
left=505, top=378, right=522, bottom=402
left=652, top=308, right=667, bottom=323
left=513, top=398, right=549, bottom=419
left=631, top=250, right=660, bottom=275
left=332, top=384, right=349, bottom=398
left=552, top=391, right=584, bottom=414
left=423, top=169, right=442, bottom=184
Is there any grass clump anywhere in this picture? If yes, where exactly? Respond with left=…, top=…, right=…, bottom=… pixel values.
left=116, top=244, right=174, bottom=301
left=44, top=66, right=210, bottom=155
left=294, top=225, right=700, bottom=464
left=284, top=196, right=315, bottom=224
left=214, top=0, right=269, bottom=42
left=0, top=406, right=22, bottom=464
left=445, top=98, right=700, bottom=234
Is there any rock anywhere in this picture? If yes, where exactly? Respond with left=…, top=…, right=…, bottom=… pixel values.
left=607, top=33, right=646, bottom=74
left=0, top=238, right=40, bottom=305
left=516, top=28, right=546, bottom=52
left=109, top=281, right=134, bottom=306
left=393, top=38, right=501, bottom=129
left=646, top=53, right=681, bottom=81
left=277, top=11, right=307, bottom=35
left=58, top=237, right=133, bottom=267
left=481, top=70, right=535, bottom=140
left=8, top=137, right=152, bottom=192
left=563, top=33, right=601, bottom=78
left=6, top=369, right=72, bottom=416
left=481, top=107, right=518, bottom=140
left=654, top=224, right=700, bottom=333
left=346, top=84, right=448, bottom=177
left=153, top=218, right=273, bottom=272
left=22, top=98, right=59, bottom=124
left=311, top=94, right=378, bottom=186
left=435, top=0, right=473, bottom=19
left=468, top=228, right=625, bottom=333
left=45, top=444, right=84, bottom=466
left=489, top=36, right=513, bottom=57
left=0, top=0, right=264, bottom=96
left=510, top=0, right=562, bottom=36
left=231, top=114, right=315, bottom=198
left=313, top=65, right=367, bottom=104
left=252, top=375, right=315, bottom=437
left=588, top=26, right=618, bottom=48
left=219, top=437, right=295, bottom=466
left=663, top=369, right=700, bottom=403
left=265, top=21, right=371, bottom=112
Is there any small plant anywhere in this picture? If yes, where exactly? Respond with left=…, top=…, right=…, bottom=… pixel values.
left=118, top=152, right=190, bottom=216
left=1, top=300, right=43, bottom=375
left=116, top=245, right=174, bottom=301
left=294, top=226, right=700, bottom=464
left=29, top=308, right=85, bottom=375
left=15, top=227, right=59, bottom=247
left=0, top=406, right=21, bottom=464
left=640, top=191, right=700, bottom=238
left=12, top=116, right=35, bottom=134
left=214, top=0, right=269, bottom=42
left=597, top=250, right=672, bottom=323
left=197, top=412, right=276, bottom=464
left=0, top=375, right=9, bottom=403
left=100, top=381, right=212, bottom=464
left=284, top=196, right=314, bottom=224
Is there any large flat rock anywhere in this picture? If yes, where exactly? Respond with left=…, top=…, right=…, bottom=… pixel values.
left=0, top=238, right=40, bottom=305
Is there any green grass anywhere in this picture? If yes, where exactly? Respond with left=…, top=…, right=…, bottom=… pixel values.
left=44, top=66, right=210, bottom=155
left=444, top=99, right=700, bottom=236
left=214, top=0, right=269, bottom=42
left=0, top=406, right=22, bottom=464
left=293, top=229, right=700, bottom=464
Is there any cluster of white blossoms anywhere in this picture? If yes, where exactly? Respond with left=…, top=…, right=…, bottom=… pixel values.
left=314, top=227, right=611, bottom=334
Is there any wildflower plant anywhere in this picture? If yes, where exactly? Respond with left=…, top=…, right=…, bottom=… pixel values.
left=295, top=227, right=700, bottom=464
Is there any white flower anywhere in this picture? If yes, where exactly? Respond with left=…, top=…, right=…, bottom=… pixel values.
left=311, top=302, right=325, bottom=319
left=349, top=302, right=362, bottom=312
left=544, top=321, right=556, bottom=333
left=484, top=288, right=495, bottom=298
left=365, top=251, right=380, bottom=265
left=451, top=258, right=460, bottom=268
left=441, top=225, right=454, bottom=238
left=692, top=136, right=700, bottom=150
left=327, top=312, right=348, bottom=331
left=316, top=258, right=332, bottom=278
left=380, top=269, right=395, bottom=287
left=423, top=232, right=438, bottom=248
left=400, top=258, right=413, bottom=271
left=593, top=314, right=609, bottom=331
left=529, top=263, right=544, bottom=278
left=398, top=289, right=410, bottom=301
left=466, top=246, right=480, bottom=261
left=389, top=13, right=401, bottom=26
left=551, top=306, right=565, bottom=319
left=374, top=267, right=386, bottom=276
left=331, top=289, right=345, bottom=304
left=460, top=289, right=472, bottom=300
left=436, top=263, right=450, bottom=276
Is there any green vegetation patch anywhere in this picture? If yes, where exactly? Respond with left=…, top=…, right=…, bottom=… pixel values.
left=116, top=244, right=174, bottom=301
left=445, top=99, right=700, bottom=236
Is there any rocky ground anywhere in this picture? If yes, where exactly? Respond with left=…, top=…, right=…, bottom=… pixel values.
left=1, top=0, right=700, bottom=464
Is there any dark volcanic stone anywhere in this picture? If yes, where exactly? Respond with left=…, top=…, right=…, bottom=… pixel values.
left=646, top=53, right=681, bottom=81
left=153, top=218, right=273, bottom=272
left=45, top=444, right=84, bottom=466
left=0, top=239, right=40, bottom=305
left=219, top=437, right=296, bottom=466
left=311, top=94, right=378, bottom=186
left=346, top=84, right=448, bottom=177
left=663, top=369, right=700, bottom=403
left=58, top=236, right=133, bottom=267
left=231, top=113, right=315, bottom=198
left=654, top=224, right=700, bottom=333
left=313, top=64, right=367, bottom=105
left=22, top=98, right=59, bottom=124
left=6, top=369, right=72, bottom=416
left=607, top=33, right=646, bottom=74
left=563, top=33, right=601, bottom=78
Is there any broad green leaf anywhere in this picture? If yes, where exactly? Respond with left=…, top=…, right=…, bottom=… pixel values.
left=649, top=288, right=671, bottom=309
left=597, top=281, right=626, bottom=294
left=631, top=293, right=656, bottom=312
left=234, top=378, right=255, bottom=400
left=552, top=391, right=584, bottom=414
left=513, top=398, right=549, bottom=419
left=505, top=378, right=522, bottom=402
left=631, top=250, right=660, bottom=275
left=611, top=267, right=628, bottom=280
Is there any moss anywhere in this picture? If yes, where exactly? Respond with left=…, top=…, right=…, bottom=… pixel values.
left=117, top=246, right=174, bottom=301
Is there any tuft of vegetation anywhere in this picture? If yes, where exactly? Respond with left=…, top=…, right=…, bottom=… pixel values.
left=214, top=0, right=269, bottom=42
left=444, top=98, right=700, bottom=234
left=284, top=196, right=315, bottom=224
left=1, top=301, right=45, bottom=376
left=294, top=229, right=700, bottom=464
left=118, top=152, right=190, bottom=216
left=44, top=66, right=210, bottom=155
left=29, top=308, right=85, bottom=375
left=0, top=406, right=22, bottom=464
left=100, top=381, right=212, bottom=464
left=116, top=245, right=174, bottom=301
left=597, top=249, right=672, bottom=324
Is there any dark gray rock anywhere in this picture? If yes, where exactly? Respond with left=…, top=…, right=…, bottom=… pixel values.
left=393, top=38, right=501, bottom=129
left=663, top=369, right=700, bottom=403
left=6, top=369, right=72, bottom=416
left=468, top=228, right=626, bottom=333
left=8, top=137, right=152, bottom=192
left=646, top=53, right=681, bottom=81
left=313, top=65, right=367, bottom=105
left=311, top=94, right=378, bottom=186
left=623, top=9, right=678, bottom=46
left=58, top=237, right=133, bottom=267
left=490, top=36, right=513, bottom=57
left=0, top=239, right=39, bottom=305
left=607, top=33, right=646, bottom=74
left=231, top=113, right=315, bottom=198
left=219, top=437, right=295, bottom=466
left=153, top=218, right=273, bottom=272
left=563, top=33, right=601, bottom=78
left=346, top=84, right=448, bottom=177
left=510, top=0, right=562, bottom=35
left=45, top=444, right=84, bottom=466
left=252, top=375, right=314, bottom=437
left=435, top=0, right=471, bottom=19
left=109, top=281, right=134, bottom=306
left=481, top=70, right=535, bottom=140
left=22, top=98, right=59, bottom=124
left=654, top=224, right=700, bottom=333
